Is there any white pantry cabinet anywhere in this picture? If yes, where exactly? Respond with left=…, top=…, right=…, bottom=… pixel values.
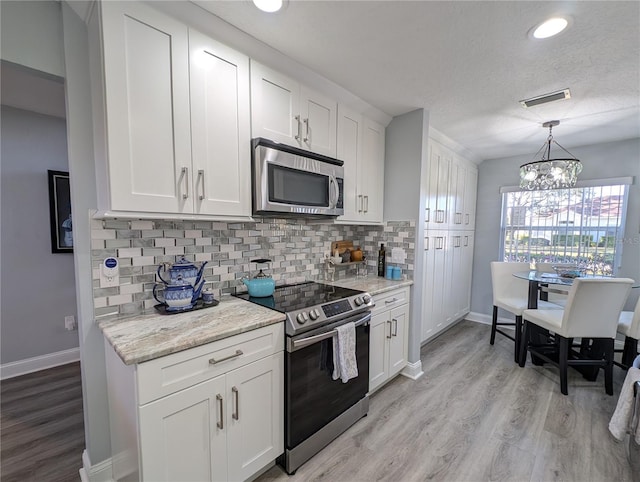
left=421, top=231, right=474, bottom=343
left=250, top=61, right=337, bottom=157
left=369, top=287, right=409, bottom=393
left=104, top=323, right=285, bottom=482
left=92, top=1, right=251, bottom=218
left=336, top=105, right=385, bottom=224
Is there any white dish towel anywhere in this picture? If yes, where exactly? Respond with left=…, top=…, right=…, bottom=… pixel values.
left=608, top=366, right=640, bottom=444
left=332, top=322, right=358, bottom=383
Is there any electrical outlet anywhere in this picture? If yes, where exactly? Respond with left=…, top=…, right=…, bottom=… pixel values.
left=64, top=315, right=76, bottom=331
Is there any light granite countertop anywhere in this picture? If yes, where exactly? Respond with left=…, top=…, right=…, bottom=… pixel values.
left=328, top=276, right=413, bottom=295
left=99, top=276, right=411, bottom=366
left=99, top=295, right=285, bottom=365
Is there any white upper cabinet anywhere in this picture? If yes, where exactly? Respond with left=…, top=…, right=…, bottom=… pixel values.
left=189, top=30, right=251, bottom=217
left=425, top=140, right=452, bottom=229
left=94, top=2, right=251, bottom=218
left=250, top=61, right=337, bottom=157
left=100, top=1, right=192, bottom=214
left=336, top=105, right=385, bottom=224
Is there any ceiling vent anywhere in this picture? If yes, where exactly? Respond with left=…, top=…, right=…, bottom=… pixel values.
left=520, top=88, right=571, bottom=108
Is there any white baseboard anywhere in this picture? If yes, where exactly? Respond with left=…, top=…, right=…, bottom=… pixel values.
left=401, top=360, right=424, bottom=380
left=1, top=347, right=80, bottom=380
left=80, top=449, right=113, bottom=482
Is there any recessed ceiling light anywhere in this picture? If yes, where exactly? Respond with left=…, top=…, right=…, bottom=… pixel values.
left=532, top=17, right=569, bottom=39
left=253, top=0, right=283, bottom=13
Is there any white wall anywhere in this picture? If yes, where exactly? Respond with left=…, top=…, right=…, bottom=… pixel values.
left=471, top=137, right=640, bottom=318
left=0, top=106, right=79, bottom=363
left=0, top=0, right=65, bottom=78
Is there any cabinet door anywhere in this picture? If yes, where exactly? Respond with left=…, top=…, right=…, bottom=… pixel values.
left=431, top=233, right=449, bottom=337
left=449, top=159, right=466, bottom=228
left=369, top=311, right=390, bottom=392
left=250, top=61, right=300, bottom=148
left=189, top=31, right=251, bottom=217
left=300, top=86, right=337, bottom=157
left=425, top=141, right=451, bottom=228
left=226, top=353, right=284, bottom=482
left=388, top=304, right=409, bottom=377
left=100, top=1, right=192, bottom=213
left=139, top=375, right=227, bottom=482
left=361, top=118, right=385, bottom=223
left=448, top=234, right=464, bottom=321
left=461, top=232, right=474, bottom=314
left=464, top=167, right=478, bottom=229
left=421, top=234, right=436, bottom=342
left=337, top=105, right=363, bottom=222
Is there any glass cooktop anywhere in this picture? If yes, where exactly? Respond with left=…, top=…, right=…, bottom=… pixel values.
left=233, top=281, right=363, bottom=313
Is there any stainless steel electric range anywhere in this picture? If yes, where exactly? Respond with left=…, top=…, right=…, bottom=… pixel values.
left=234, top=281, right=374, bottom=474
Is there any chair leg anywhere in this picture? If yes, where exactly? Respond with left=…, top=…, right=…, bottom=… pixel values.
left=621, top=336, right=639, bottom=369
left=490, top=306, right=498, bottom=345
left=559, top=336, right=569, bottom=395
left=519, top=320, right=529, bottom=367
left=604, top=338, right=614, bottom=396
left=514, top=315, right=522, bottom=363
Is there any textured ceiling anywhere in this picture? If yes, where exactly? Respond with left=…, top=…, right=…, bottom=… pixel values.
left=195, top=0, right=640, bottom=161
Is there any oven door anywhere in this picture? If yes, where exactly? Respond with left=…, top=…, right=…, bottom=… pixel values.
left=284, top=312, right=370, bottom=449
left=253, top=140, right=344, bottom=216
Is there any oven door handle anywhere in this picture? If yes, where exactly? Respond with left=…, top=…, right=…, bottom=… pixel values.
left=289, top=313, right=371, bottom=352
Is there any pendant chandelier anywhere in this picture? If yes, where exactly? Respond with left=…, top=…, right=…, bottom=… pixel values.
left=519, top=120, right=582, bottom=190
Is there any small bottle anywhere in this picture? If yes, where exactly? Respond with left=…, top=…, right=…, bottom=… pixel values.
left=377, top=243, right=386, bottom=277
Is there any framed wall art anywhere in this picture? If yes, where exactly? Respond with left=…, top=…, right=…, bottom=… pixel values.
left=48, top=170, right=73, bottom=253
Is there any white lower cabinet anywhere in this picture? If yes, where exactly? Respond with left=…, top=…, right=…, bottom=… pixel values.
left=104, top=323, right=284, bottom=482
left=421, top=231, right=474, bottom=343
left=369, top=287, right=410, bottom=393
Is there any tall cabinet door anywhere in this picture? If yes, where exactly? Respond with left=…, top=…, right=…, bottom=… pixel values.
left=361, top=118, right=385, bottom=222
left=100, top=1, right=192, bottom=213
left=425, top=142, right=451, bottom=228
left=388, top=304, right=409, bottom=377
left=139, top=375, right=227, bottom=482
left=422, top=232, right=448, bottom=342
left=300, top=86, right=337, bottom=157
left=337, top=106, right=362, bottom=221
left=226, top=353, right=284, bottom=482
left=464, top=167, right=478, bottom=230
left=250, top=61, right=300, bottom=148
left=369, top=311, right=390, bottom=392
left=189, top=31, right=251, bottom=217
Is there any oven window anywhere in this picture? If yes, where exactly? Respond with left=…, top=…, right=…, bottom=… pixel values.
left=285, top=324, right=369, bottom=448
left=268, top=164, right=329, bottom=207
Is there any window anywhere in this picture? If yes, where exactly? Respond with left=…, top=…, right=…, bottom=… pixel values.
left=500, top=182, right=630, bottom=275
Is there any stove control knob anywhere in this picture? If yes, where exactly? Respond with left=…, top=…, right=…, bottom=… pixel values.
left=309, top=309, right=320, bottom=320
left=296, top=312, right=308, bottom=324
left=362, top=294, right=372, bottom=304
left=354, top=296, right=363, bottom=306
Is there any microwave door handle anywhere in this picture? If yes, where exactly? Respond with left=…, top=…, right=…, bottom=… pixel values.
left=329, top=176, right=339, bottom=209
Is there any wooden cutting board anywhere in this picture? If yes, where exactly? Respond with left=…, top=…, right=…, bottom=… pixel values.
left=331, top=240, right=354, bottom=255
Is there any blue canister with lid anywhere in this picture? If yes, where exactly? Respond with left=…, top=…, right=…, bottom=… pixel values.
left=392, top=266, right=402, bottom=280
left=385, top=265, right=394, bottom=279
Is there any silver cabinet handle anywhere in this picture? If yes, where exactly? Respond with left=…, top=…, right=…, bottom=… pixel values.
left=465, top=213, right=470, bottom=225
left=232, top=386, right=239, bottom=421
left=436, top=237, right=444, bottom=250
left=456, top=212, right=463, bottom=224
left=385, top=298, right=398, bottom=305
left=181, top=167, right=189, bottom=199
left=425, top=237, right=429, bottom=250
left=436, top=209, right=445, bottom=223
left=197, top=169, right=205, bottom=201
left=358, top=194, right=364, bottom=213
left=295, top=115, right=301, bottom=141
left=303, top=117, right=309, bottom=142
left=392, top=318, right=398, bottom=336
left=216, top=394, right=224, bottom=429
left=464, top=236, right=469, bottom=247
left=425, top=207, right=430, bottom=222
left=387, top=320, right=392, bottom=339
left=364, top=195, right=369, bottom=213
left=209, top=349, right=243, bottom=365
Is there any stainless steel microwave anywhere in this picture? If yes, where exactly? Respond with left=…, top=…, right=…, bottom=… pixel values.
left=252, top=138, right=344, bottom=217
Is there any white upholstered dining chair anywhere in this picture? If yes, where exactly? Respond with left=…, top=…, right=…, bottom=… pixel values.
left=617, top=296, right=640, bottom=369
left=490, top=262, right=559, bottom=362
left=519, top=277, right=634, bottom=395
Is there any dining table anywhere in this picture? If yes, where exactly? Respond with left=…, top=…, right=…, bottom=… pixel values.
left=513, top=270, right=639, bottom=379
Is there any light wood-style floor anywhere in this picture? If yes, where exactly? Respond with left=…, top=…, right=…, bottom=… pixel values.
left=258, top=321, right=634, bottom=482
left=1, top=362, right=84, bottom=482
